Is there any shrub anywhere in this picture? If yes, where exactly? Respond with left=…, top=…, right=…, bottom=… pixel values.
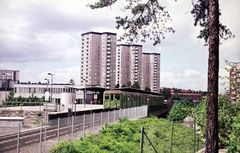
left=167, top=99, right=194, bottom=121
left=191, top=95, right=240, bottom=148
left=36, top=111, right=42, bottom=116
left=50, top=117, right=204, bottom=153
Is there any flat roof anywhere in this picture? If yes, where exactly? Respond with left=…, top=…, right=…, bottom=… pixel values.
left=116, top=87, right=162, bottom=95
left=81, top=31, right=116, bottom=36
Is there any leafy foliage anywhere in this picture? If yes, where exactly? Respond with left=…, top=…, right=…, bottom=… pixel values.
left=144, top=87, right=151, bottom=92
left=88, top=0, right=175, bottom=46
left=191, top=0, right=234, bottom=45
left=50, top=117, right=203, bottom=153
left=191, top=95, right=240, bottom=148
left=172, top=93, right=181, bottom=100
left=162, top=88, right=171, bottom=100
left=167, top=99, right=195, bottom=121
left=36, top=111, right=42, bottom=116
left=114, top=83, right=120, bottom=88
left=131, top=81, right=140, bottom=89
left=226, top=116, right=240, bottom=152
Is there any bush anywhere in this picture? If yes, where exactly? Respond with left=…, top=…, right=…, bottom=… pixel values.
left=167, top=99, right=194, bottom=121
left=50, top=117, right=204, bottom=153
left=191, top=95, right=240, bottom=148
left=36, top=111, right=42, bottom=116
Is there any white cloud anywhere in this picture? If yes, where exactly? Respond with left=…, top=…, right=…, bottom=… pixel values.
left=161, top=70, right=207, bottom=91
left=0, top=0, right=239, bottom=92
left=184, top=69, right=202, bottom=78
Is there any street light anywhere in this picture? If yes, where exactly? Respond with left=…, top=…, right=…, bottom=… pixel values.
left=48, top=73, right=55, bottom=111
left=44, top=78, right=49, bottom=143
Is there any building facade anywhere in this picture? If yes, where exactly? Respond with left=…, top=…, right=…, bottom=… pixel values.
left=0, top=70, right=20, bottom=90
left=229, top=62, right=240, bottom=103
left=116, top=44, right=143, bottom=88
left=80, top=32, right=117, bottom=88
left=0, top=70, right=20, bottom=103
left=80, top=31, right=161, bottom=93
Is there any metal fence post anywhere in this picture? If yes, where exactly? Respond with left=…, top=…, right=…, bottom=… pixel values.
left=45, top=117, right=47, bottom=143
left=83, top=114, right=85, bottom=138
left=93, top=113, right=95, bottom=135
left=17, top=124, right=20, bottom=153
left=101, top=112, right=102, bottom=128
left=108, top=111, right=109, bottom=123
left=39, top=121, right=42, bottom=153
left=140, top=127, right=144, bottom=153
left=170, top=121, right=174, bottom=153
left=58, top=118, right=60, bottom=143
left=72, top=116, right=74, bottom=141
left=114, top=110, right=116, bottom=123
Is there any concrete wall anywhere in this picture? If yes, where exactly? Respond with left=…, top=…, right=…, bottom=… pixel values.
left=0, top=117, right=24, bottom=127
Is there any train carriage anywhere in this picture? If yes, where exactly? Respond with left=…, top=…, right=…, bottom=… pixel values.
left=103, top=89, right=164, bottom=109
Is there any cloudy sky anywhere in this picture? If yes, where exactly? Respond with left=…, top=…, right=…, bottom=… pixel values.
left=0, top=0, right=239, bottom=92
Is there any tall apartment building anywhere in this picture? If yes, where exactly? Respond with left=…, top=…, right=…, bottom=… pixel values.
left=142, top=53, right=160, bottom=92
left=0, top=70, right=20, bottom=102
left=80, top=32, right=117, bottom=88
left=229, top=62, right=240, bottom=103
left=0, top=70, right=20, bottom=90
left=116, top=44, right=143, bottom=88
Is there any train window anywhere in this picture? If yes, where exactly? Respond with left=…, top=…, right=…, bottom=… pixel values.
left=105, top=94, right=109, bottom=100
left=111, top=94, right=114, bottom=101
left=115, top=94, right=120, bottom=100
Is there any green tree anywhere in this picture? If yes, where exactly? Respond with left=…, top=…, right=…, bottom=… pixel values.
left=88, top=1, right=234, bottom=151
left=127, top=81, right=131, bottom=88
left=144, top=87, right=151, bottom=92
left=190, top=95, right=240, bottom=149
left=172, top=93, right=180, bottom=100
left=168, top=99, right=194, bottom=121
left=115, top=83, right=120, bottom=88
left=131, top=82, right=140, bottom=89
left=162, top=88, right=171, bottom=100
left=121, top=84, right=127, bottom=88
left=7, top=90, right=14, bottom=101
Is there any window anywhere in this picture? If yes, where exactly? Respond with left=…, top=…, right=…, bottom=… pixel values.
left=105, top=94, right=109, bottom=100
left=115, top=94, right=120, bottom=100
left=111, top=94, right=114, bottom=101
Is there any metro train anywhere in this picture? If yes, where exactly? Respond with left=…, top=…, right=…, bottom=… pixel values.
left=103, top=89, right=164, bottom=109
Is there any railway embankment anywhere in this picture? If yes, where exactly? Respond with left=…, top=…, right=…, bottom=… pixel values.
left=0, top=109, right=45, bottom=136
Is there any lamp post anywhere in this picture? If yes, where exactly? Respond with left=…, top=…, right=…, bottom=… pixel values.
left=48, top=73, right=55, bottom=111
left=44, top=78, right=49, bottom=143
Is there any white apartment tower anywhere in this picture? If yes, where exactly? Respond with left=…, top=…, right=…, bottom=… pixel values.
left=80, top=32, right=117, bottom=88
left=142, top=53, right=160, bottom=92
left=116, top=44, right=143, bottom=88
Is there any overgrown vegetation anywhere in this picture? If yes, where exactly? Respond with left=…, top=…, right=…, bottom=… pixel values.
left=190, top=95, right=240, bottom=151
left=167, top=99, right=195, bottom=121
left=167, top=95, right=240, bottom=152
left=36, top=111, right=42, bottom=116
left=50, top=117, right=203, bottom=153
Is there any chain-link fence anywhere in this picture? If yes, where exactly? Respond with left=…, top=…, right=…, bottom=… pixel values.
left=0, top=105, right=147, bottom=153
left=140, top=121, right=205, bottom=153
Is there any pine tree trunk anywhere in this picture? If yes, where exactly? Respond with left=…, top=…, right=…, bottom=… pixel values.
left=205, top=0, right=219, bottom=152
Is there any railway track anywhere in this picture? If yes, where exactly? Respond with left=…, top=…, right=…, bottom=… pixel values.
left=0, top=117, right=108, bottom=152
